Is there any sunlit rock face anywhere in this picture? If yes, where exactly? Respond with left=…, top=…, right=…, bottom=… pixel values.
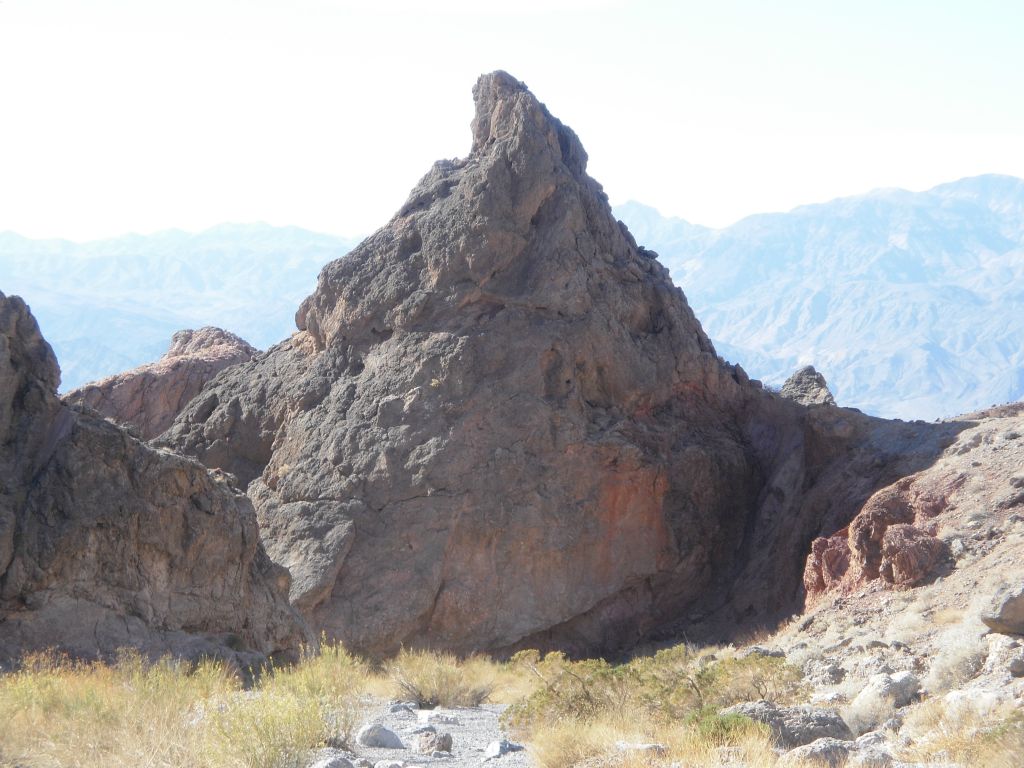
left=162, top=72, right=957, bottom=656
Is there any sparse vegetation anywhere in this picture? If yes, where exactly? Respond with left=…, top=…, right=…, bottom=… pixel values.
left=386, top=647, right=497, bottom=708
left=0, top=644, right=371, bottom=768
left=1, top=637, right=1016, bottom=768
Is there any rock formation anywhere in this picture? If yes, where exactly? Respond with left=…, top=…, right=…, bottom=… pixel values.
left=0, top=291, right=307, bottom=666
left=161, top=72, right=959, bottom=656
left=780, top=365, right=836, bottom=407
left=65, top=327, right=257, bottom=440
left=804, top=404, right=1024, bottom=604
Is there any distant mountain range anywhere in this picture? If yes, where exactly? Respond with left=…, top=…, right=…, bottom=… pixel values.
left=614, top=174, right=1024, bottom=420
left=2, top=174, right=1021, bottom=419
left=0, top=224, right=358, bottom=390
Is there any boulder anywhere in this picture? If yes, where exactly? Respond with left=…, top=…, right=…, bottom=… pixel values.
left=483, top=740, right=523, bottom=758
left=416, top=731, right=452, bottom=753
left=981, top=585, right=1024, bottom=635
left=720, top=701, right=853, bottom=748
left=0, top=292, right=307, bottom=665
left=851, top=672, right=920, bottom=711
left=355, top=723, right=404, bottom=749
left=878, top=524, right=948, bottom=587
left=161, top=71, right=958, bottom=655
left=65, top=327, right=256, bottom=440
left=780, top=365, right=837, bottom=407
left=779, top=737, right=853, bottom=767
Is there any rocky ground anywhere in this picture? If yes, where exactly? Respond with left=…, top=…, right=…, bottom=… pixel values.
left=737, top=402, right=1024, bottom=766
left=308, top=702, right=529, bottom=768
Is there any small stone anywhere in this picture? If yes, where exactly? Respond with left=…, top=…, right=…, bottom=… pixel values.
left=390, top=703, right=415, bottom=714
left=308, top=757, right=355, bottom=768
left=356, top=724, right=405, bottom=750
left=483, top=740, right=523, bottom=758
left=614, top=740, right=666, bottom=755
left=373, top=762, right=404, bottom=768
left=416, top=732, right=452, bottom=754
left=1009, top=657, right=1024, bottom=677
left=352, top=761, right=373, bottom=768
left=416, top=710, right=461, bottom=726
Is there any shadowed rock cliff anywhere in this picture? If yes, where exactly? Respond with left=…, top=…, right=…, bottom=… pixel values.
left=0, top=291, right=308, bottom=666
left=161, top=72, right=961, bottom=656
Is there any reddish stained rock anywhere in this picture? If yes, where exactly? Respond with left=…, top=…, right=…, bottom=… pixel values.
left=879, top=524, right=949, bottom=587
left=65, top=327, right=256, bottom=440
left=805, top=454, right=967, bottom=603
left=160, top=72, right=960, bottom=655
left=803, top=529, right=851, bottom=601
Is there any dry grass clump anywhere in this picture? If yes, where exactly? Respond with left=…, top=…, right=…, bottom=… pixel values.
left=0, top=643, right=371, bottom=768
left=503, top=646, right=801, bottom=768
left=899, top=698, right=1024, bottom=767
left=386, top=647, right=497, bottom=708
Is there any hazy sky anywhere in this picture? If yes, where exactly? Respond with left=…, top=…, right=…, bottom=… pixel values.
left=1, top=0, right=1022, bottom=240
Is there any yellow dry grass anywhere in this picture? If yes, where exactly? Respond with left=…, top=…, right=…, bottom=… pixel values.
left=0, top=644, right=372, bottom=768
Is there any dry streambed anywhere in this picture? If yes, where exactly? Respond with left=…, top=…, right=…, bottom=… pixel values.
left=309, top=702, right=529, bottom=768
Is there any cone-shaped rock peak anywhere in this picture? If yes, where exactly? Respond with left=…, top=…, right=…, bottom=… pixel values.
left=161, top=74, right=957, bottom=656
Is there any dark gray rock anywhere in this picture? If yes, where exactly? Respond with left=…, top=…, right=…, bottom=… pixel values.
left=781, top=365, right=837, bottom=407
left=0, top=292, right=307, bottom=666
left=721, top=700, right=854, bottom=748
left=159, top=72, right=961, bottom=657
left=779, top=737, right=853, bottom=767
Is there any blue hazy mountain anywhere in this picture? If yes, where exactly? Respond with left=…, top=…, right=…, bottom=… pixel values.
left=615, top=174, right=1024, bottom=420
left=3, top=175, right=1021, bottom=420
left=0, top=224, right=357, bottom=390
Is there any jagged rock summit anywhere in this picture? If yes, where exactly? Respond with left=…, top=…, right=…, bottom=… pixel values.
left=780, top=365, right=836, bottom=407
left=65, top=327, right=257, bottom=440
left=0, top=292, right=306, bottom=666
left=163, top=72, right=957, bottom=655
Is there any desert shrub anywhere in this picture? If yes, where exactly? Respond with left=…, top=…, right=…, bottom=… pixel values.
left=260, top=639, right=371, bottom=748
left=504, top=645, right=805, bottom=741
left=922, top=626, right=987, bottom=693
left=387, top=648, right=495, bottom=708
left=0, top=643, right=371, bottom=768
left=502, top=650, right=643, bottom=733
left=685, top=706, right=768, bottom=743
left=0, top=649, right=237, bottom=768
left=203, top=689, right=326, bottom=768
left=900, top=698, right=1024, bottom=767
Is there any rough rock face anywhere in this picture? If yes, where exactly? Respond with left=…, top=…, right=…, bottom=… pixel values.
left=162, top=72, right=958, bottom=656
left=780, top=365, right=836, bottom=407
left=65, top=327, right=257, bottom=440
left=719, top=701, right=853, bottom=748
left=803, top=405, right=1024, bottom=604
left=982, top=586, right=1024, bottom=635
left=803, top=475, right=952, bottom=601
left=0, top=292, right=306, bottom=665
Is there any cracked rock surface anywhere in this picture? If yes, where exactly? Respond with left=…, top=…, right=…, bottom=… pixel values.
left=65, top=326, right=256, bottom=440
left=0, top=291, right=308, bottom=666
left=161, top=71, right=962, bottom=656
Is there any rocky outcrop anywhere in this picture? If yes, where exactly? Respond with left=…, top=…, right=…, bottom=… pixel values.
left=982, top=586, right=1024, bottom=635
left=65, top=327, right=256, bottom=440
left=161, top=72, right=958, bottom=656
left=720, top=701, right=853, bottom=748
left=780, top=365, right=836, bottom=407
left=804, top=474, right=952, bottom=601
left=803, top=405, right=1024, bottom=605
left=0, top=292, right=307, bottom=666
